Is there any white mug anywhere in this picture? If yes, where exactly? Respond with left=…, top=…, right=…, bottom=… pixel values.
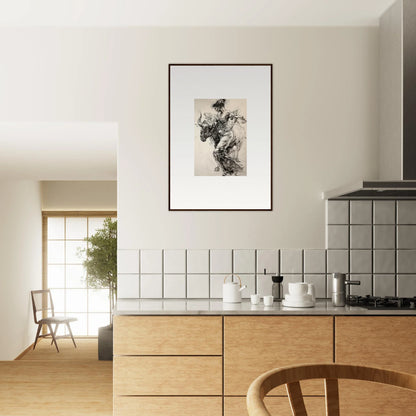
left=263, top=295, right=274, bottom=306
left=307, top=283, right=316, bottom=302
left=251, top=294, right=260, bottom=305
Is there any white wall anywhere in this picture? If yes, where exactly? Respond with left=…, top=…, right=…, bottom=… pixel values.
left=42, top=181, right=117, bottom=211
left=0, top=181, right=42, bottom=360
left=0, top=27, right=379, bottom=249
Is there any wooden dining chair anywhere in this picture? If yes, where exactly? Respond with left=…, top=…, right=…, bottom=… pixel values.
left=31, top=289, right=77, bottom=353
left=246, top=363, right=416, bottom=416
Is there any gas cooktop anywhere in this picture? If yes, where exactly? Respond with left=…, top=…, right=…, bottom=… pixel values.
left=347, top=295, right=416, bottom=310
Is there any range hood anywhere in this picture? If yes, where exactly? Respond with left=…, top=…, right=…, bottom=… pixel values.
left=325, top=0, right=416, bottom=200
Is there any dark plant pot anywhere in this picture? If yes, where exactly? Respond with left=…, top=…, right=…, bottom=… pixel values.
left=98, top=325, right=113, bottom=361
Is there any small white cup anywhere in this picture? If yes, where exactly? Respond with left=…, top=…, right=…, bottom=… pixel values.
left=307, top=283, right=316, bottom=302
left=251, top=294, right=260, bottom=305
left=263, top=295, right=274, bottom=306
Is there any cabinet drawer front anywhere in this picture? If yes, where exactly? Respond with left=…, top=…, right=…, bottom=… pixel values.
left=225, top=396, right=325, bottom=416
left=114, top=356, right=222, bottom=396
left=114, top=316, right=222, bottom=355
left=336, top=317, right=416, bottom=373
left=114, top=396, right=222, bottom=416
left=224, top=316, right=333, bottom=395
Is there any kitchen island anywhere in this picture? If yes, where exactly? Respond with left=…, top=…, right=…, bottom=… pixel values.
left=113, top=300, right=416, bottom=416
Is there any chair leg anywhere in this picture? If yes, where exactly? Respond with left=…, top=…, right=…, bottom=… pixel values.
left=33, top=324, right=42, bottom=350
left=51, top=323, right=59, bottom=345
left=66, top=322, right=77, bottom=348
left=47, top=323, right=59, bottom=352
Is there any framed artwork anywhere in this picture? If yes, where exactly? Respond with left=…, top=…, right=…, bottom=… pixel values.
left=169, top=64, right=272, bottom=211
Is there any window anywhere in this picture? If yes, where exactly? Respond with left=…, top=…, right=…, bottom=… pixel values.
left=44, top=212, right=116, bottom=336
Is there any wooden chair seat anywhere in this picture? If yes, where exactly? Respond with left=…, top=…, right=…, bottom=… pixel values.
left=38, top=316, right=77, bottom=325
left=246, top=363, right=416, bottom=416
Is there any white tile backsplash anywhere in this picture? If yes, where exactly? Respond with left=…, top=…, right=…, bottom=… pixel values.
left=256, top=249, right=279, bottom=274
left=397, top=201, right=416, bottom=224
left=164, top=274, right=186, bottom=298
left=233, top=250, right=255, bottom=274
left=374, top=201, right=395, bottom=225
left=210, top=249, right=232, bottom=274
left=304, top=274, right=326, bottom=298
left=140, top=274, right=162, bottom=298
left=374, top=275, right=396, bottom=297
left=187, top=274, right=209, bottom=298
left=140, top=250, right=163, bottom=274
left=327, top=226, right=349, bottom=249
left=280, top=249, right=303, bottom=274
left=304, top=250, right=326, bottom=274
left=350, top=225, right=372, bottom=249
left=349, top=274, right=372, bottom=296
left=350, top=250, right=372, bottom=274
left=327, top=250, right=348, bottom=274
left=164, top=250, right=186, bottom=274
left=397, top=226, right=416, bottom=249
left=397, top=250, right=416, bottom=274
left=350, top=201, right=372, bottom=224
left=373, top=250, right=395, bottom=274
left=187, top=250, right=209, bottom=274
left=117, top=250, right=139, bottom=274
left=239, top=274, right=256, bottom=299
left=210, top=274, right=226, bottom=298
left=256, top=274, right=273, bottom=297
left=117, top=274, right=140, bottom=298
left=327, top=200, right=349, bottom=224
left=397, top=275, right=416, bottom=297
left=373, top=226, right=395, bottom=249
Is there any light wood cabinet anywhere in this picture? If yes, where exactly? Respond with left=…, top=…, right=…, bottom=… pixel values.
left=114, top=356, right=222, bottom=396
left=113, top=315, right=222, bottom=355
left=114, top=397, right=222, bottom=416
left=224, top=316, right=333, bottom=396
left=335, top=316, right=416, bottom=414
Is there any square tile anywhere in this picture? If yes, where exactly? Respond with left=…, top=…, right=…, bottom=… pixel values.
left=373, top=225, right=395, bottom=249
left=210, top=274, right=227, bottom=298
left=397, top=225, right=416, bottom=249
left=187, top=250, right=209, bottom=274
left=397, top=201, right=416, bottom=224
left=304, top=250, right=326, bottom=274
left=282, top=275, right=303, bottom=296
left=350, top=201, right=372, bottom=224
left=140, top=250, right=162, bottom=274
left=164, top=274, right=186, bottom=298
left=374, top=201, right=395, bottom=224
left=349, top=274, right=372, bottom=296
left=187, top=274, right=209, bottom=298
left=117, top=274, right=140, bottom=298
left=327, top=200, right=349, bottom=224
left=350, top=225, right=372, bottom=249
left=239, top=274, right=256, bottom=299
left=397, top=250, right=416, bottom=273
left=374, top=275, right=396, bottom=297
left=280, top=249, right=303, bottom=274
left=327, top=226, right=349, bottom=249
left=140, top=275, right=162, bottom=298
left=117, top=250, right=139, bottom=274
left=350, top=250, right=372, bottom=274
left=256, top=274, right=273, bottom=297
left=210, top=249, right=232, bottom=274
left=397, top=275, right=416, bottom=297
left=327, top=250, right=348, bottom=274
left=164, top=250, right=186, bottom=274
left=257, top=249, right=279, bottom=274
left=373, top=250, right=395, bottom=274
left=304, top=274, right=326, bottom=298
left=233, top=250, right=255, bottom=274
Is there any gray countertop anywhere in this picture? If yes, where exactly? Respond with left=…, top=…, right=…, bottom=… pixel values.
left=114, top=299, right=416, bottom=316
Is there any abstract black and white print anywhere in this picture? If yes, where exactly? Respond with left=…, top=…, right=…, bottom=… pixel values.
left=194, top=98, right=247, bottom=176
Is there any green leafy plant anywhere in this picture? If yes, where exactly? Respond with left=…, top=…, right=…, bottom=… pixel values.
left=81, top=218, right=117, bottom=325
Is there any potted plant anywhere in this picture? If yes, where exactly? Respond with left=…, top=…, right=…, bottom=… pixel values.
left=81, top=217, right=117, bottom=360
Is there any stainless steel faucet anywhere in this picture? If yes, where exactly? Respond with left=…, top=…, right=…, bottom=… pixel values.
left=332, top=273, right=360, bottom=307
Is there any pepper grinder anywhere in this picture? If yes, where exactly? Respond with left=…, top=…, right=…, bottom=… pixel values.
left=272, top=275, right=284, bottom=301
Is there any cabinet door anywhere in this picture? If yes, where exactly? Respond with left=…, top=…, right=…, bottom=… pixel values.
left=114, top=316, right=222, bottom=355
left=115, top=397, right=222, bottom=416
left=224, top=316, right=333, bottom=396
left=114, top=356, right=222, bottom=396
left=335, top=316, right=416, bottom=415
left=225, top=396, right=325, bottom=416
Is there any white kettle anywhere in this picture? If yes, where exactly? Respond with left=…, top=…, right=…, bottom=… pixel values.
left=223, top=275, right=247, bottom=303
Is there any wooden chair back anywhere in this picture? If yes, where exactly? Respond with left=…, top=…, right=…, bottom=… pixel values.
left=246, top=363, right=416, bottom=416
left=31, top=289, right=55, bottom=324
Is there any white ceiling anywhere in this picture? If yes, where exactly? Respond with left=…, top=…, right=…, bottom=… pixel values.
left=0, top=123, right=117, bottom=180
left=0, top=0, right=397, bottom=27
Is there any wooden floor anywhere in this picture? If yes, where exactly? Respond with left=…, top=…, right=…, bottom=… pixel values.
left=0, top=338, right=112, bottom=416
